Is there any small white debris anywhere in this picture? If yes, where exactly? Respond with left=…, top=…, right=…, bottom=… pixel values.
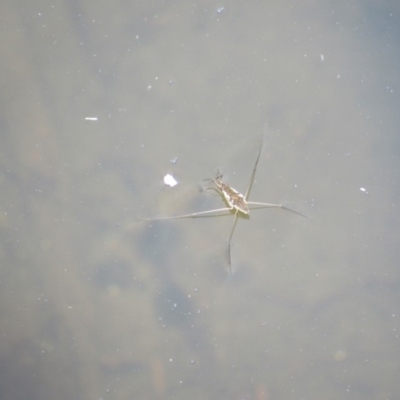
left=164, top=174, right=178, bottom=187
left=85, top=117, right=98, bottom=121
left=170, top=157, right=178, bottom=164
left=320, top=54, right=324, bottom=61
left=359, top=187, right=369, bottom=194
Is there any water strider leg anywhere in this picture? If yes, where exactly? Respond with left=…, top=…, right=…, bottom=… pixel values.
left=247, top=201, right=308, bottom=219
left=227, top=209, right=240, bottom=271
left=139, top=207, right=232, bottom=221
left=227, top=135, right=265, bottom=270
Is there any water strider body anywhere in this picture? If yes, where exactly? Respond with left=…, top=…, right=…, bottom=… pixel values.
left=140, top=135, right=307, bottom=270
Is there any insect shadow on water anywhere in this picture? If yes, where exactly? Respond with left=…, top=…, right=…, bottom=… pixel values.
left=139, top=134, right=307, bottom=271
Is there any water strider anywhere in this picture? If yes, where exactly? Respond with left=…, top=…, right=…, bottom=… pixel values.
left=140, top=135, right=307, bottom=270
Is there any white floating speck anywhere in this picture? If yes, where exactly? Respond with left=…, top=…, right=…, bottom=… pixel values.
left=170, top=157, right=178, bottom=164
left=320, top=54, right=324, bottom=61
left=164, top=174, right=178, bottom=187
left=85, top=117, right=98, bottom=121
left=359, top=187, right=369, bottom=194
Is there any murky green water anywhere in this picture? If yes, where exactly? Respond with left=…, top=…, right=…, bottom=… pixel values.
left=1, top=1, right=399, bottom=399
